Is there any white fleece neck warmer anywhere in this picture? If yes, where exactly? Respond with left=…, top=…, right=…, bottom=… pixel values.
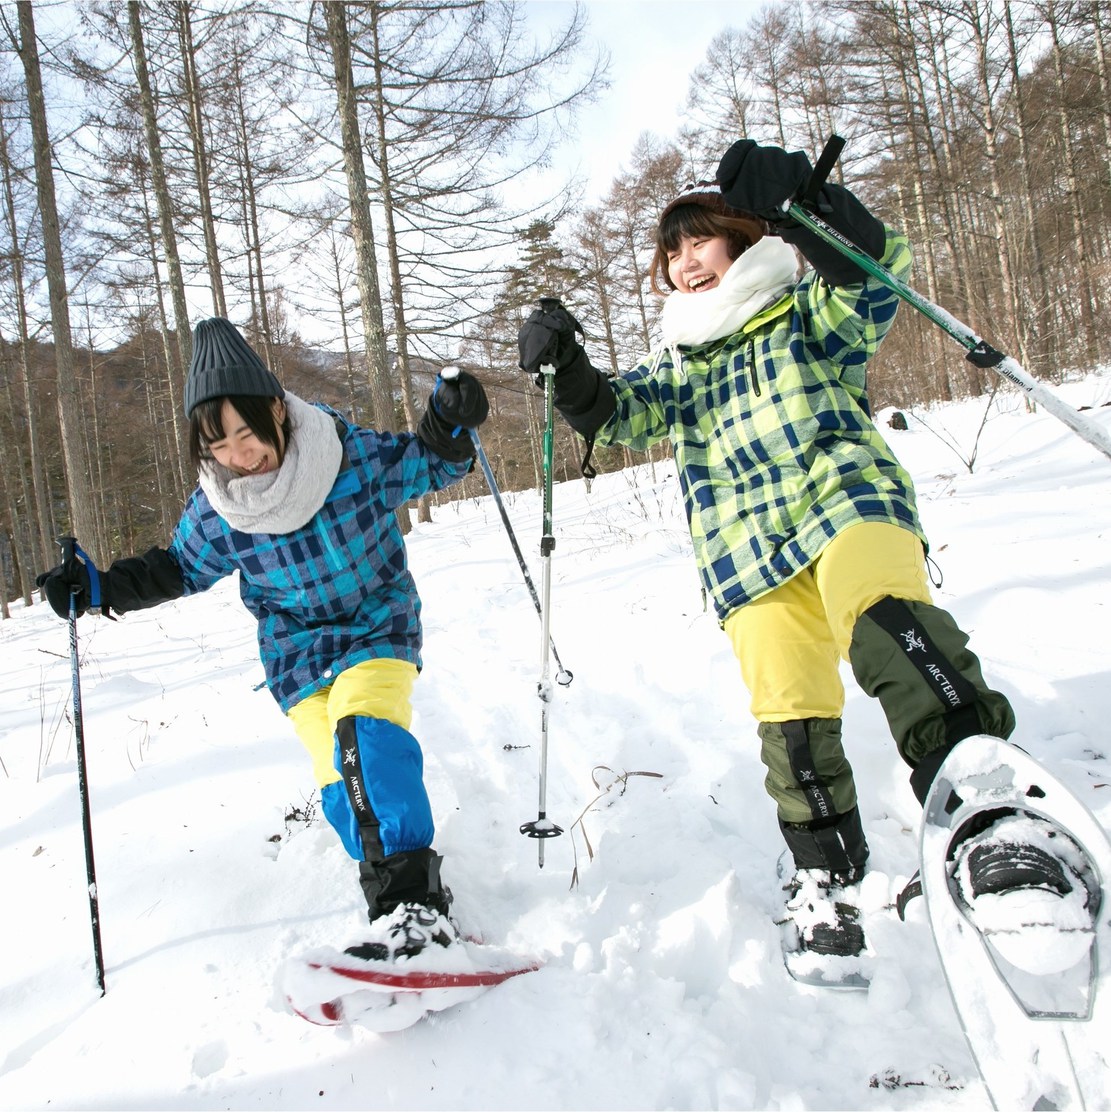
left=198, top=392, right=344, bottom=535
left=658, top=235, right=799, bottom=349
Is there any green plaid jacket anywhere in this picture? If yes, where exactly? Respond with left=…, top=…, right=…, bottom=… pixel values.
left=597, top=230, right=924, bottom=623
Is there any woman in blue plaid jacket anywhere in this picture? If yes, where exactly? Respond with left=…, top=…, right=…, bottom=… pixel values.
left=37, top=317, right=488, bottom=960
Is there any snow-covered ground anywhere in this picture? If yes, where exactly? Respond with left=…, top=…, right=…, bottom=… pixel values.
left=2, top=374, right=1110, bottom=1110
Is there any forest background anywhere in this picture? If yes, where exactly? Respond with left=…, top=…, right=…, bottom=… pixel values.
left=1, top=0, right=1109, bottom=611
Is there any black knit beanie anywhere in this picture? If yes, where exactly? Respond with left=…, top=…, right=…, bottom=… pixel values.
left=184, top=317, right=284, bottom=417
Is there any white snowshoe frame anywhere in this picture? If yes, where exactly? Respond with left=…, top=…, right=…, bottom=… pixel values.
left=921, top=735, right=1111, bottom=1110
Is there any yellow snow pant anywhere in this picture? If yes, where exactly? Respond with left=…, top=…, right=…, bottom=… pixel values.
left=286, top=658, right=417, bottom=789
left=725, top=522, right=933, bottom=721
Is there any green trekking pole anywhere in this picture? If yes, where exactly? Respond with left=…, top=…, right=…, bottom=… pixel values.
left=785, top=136, right=1111, bottom=464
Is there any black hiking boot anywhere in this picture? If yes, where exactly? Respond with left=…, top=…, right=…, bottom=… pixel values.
left=782, top=867, right=867, bottom=959
left=950, top=809, right=1086, bottom=906
left=344, top=902, right=459, bottom=964
left=948, top=809, right=1097, bottom=975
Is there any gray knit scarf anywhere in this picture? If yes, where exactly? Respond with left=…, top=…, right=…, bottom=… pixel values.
left=198, top=393, right=344, bottom=535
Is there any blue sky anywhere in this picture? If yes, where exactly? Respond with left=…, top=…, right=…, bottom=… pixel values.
left=526, top=0, right=766, bottom=200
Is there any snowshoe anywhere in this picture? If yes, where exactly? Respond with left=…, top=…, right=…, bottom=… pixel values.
left=920, top=735, right=1111, bottom=1109
left=281, top=902, right=538, bottom=1032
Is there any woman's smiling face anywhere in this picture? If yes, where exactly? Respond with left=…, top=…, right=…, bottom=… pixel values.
left=666, top=233, right=735, bottom=293
left=205, top=398, right=286, bottom=476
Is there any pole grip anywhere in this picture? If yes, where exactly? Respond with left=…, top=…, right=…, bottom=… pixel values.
left=56, top=535, right=105, bottom=614
left=800, top=134, right=845, bottom=208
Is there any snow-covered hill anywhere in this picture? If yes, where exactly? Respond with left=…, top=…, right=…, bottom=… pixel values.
left=2, top=376, right=1110, bottom=1110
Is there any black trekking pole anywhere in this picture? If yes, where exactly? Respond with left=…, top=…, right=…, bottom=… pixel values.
left=437, top=367, right=572, bottom=684
left=57, top=536, right=106, bottom=995
left=784, top=135, right=1111, bottom=464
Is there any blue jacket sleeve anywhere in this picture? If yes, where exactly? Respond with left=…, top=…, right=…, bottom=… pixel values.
left=167, top=488, right=237, bottom=596
left=356, top=428, right=470, bottom=512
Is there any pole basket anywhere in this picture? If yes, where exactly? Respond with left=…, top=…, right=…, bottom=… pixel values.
left=520, top=817, right=564, bottom=839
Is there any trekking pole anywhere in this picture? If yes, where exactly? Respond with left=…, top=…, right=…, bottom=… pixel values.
left=785, top=135, right=1111, bottom=464
left=57, top=535, right=106, bottom=995
left=438, top=370, right=573, bottom=685
left=468, top=428, right=573, bottom=685
left=518, top=357, right=564, bottom=866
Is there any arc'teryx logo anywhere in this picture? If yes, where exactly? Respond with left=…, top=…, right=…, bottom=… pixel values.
left=900, top=626, right=926, bottom=653
left=926, top=664, right=963, bottom=707
left=343, top=746, right=368, bottom=814
left=806, top=787, right=832, bottom=818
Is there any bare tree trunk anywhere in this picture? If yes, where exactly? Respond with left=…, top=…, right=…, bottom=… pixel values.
left=322, top=5, right=393, bottom=425
left=128, top=2, right=193, bottom=385
left=15, top=0, right=99, bottom=555
left=327, top=229, right=363, bottom=422
left=81, top=321, right=113, bottom=550
left=878, top=68, right=953, bottom=402
left=920, top=6, right=970, bottom=288
left=229, top=53, right=273, bottom=361
left=136, top=322, right=176, bottom=537
left=0, top=353, right=38, bottom=596
left=905, top=2, right=970, bottom=314
left=1090, top=1, right=1111, bottom=183
left=965, top=0, right=1027, bottom=368
left=1043, top=0, right=1098, bottom=362
left=322, top=2, right=408, bottom=529
left=614, top=213, right=652, bottom=351
left=523, top=384, right=541, bottom=490
left=366, top=4, right=428, bottom=522
left=0, top=103, right=51, bottom=569
left=136, top=173, right=189, bottom=502
left=176, top=2, right=226, bottom=318
left=1003, top=0, right=1056, bottom=375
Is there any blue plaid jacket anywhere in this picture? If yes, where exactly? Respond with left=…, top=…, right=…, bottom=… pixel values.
left=168, top=406, right=469, bottom=712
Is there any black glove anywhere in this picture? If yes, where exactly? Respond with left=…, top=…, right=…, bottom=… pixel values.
left=516, top=297, right=615, bottom=439
left=433, top=368, right=488, bottom=429
left=37, top=545, right=183, bottom=619
left=416, top=369, right=488, bottom=463
left=717, top=139, right=886, bottom=286
left=715, top=139, right=812, bottom=223
left=36, top=552, right=97, bottom=618
left=517, top=298, right=584, bottom=380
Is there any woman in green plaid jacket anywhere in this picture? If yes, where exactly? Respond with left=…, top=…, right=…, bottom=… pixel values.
left=517, top=140, right=1018, bottom=965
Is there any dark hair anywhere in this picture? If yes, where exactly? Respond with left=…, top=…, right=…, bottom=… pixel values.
left=188, top=394, right=291, bottom=469
left=649, top=206, right=768, bottom=294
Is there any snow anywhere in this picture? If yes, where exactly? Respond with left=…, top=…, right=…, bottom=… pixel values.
left=2, top=375, right=1111, bottom=1110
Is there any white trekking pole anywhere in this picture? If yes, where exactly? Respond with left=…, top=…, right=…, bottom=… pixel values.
left=788, top=136, right=1111, bottom=464
left=518, top=359, right=564, bottom=866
